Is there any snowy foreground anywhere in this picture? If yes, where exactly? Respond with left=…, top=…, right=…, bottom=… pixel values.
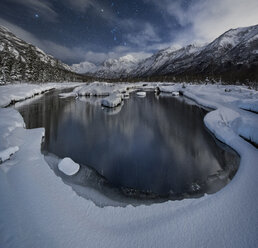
left=0, top=82, right=258, bottom=248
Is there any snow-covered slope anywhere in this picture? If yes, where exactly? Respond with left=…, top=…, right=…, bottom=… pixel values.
left=0, top=26, right=84, bottom=84
left=71, top=61, right=97, bottom=74
left=86, top=24, right=258, bottom=83
left=132, top=44, right=204, bottom=78
left=132, top=24, right=258, bottom=82
left=95, top=54, right=142, bottom=79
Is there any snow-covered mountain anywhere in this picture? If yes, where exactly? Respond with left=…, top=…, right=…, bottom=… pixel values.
left=132, top=44, right=204, bottom=78
left=71, top=54, right=144, bottom=79
left=0, top=25, right=84, bottom=84
left=71, top=61, right=97, bottom=74
left=132, top=24, right=258, bottom=82
left=85, top=24, right=257, bottom=82
left=95, top=54, right=141, bottom=79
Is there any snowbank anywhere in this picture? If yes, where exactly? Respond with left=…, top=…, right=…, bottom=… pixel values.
left=239, top=99, right=258, bottom=113
left=0, top=146, right=19, bottom=163
left=0, top=82, right=258, bottom=248
left=58, top=157, right=80, bottom=176
left=0, top=82, right=83, bottom=107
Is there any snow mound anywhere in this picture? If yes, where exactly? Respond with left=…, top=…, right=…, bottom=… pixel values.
left=58, top=157, right=80, bottom=176
left=0, top=146, right=19, bottom=163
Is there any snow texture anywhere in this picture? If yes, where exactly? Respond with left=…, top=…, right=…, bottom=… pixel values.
left=0, top=146, right=19, bottom=163
left=0, top=82, right=84, bottom=107
left=58, top=157, right=80, bottom=176
left=0, top=82, right=258, bottom=248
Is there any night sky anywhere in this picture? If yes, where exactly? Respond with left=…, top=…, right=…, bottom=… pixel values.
left=0, top=0, right=257, bottom=65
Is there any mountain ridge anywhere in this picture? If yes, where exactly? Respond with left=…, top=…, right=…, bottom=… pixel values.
left=73, top=24, right=258, bottom=84
left=0, top=25, right=86, bottom=84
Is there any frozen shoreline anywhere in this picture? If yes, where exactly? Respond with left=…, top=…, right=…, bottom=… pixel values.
left=0, top=82, right=258, bottom=248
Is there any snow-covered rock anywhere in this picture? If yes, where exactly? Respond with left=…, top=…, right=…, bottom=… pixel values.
left=75, top=82, right=128, bottom=96
left=101, top=93, right=123, bottom=108
left=58, top=157, right=80, bottom=176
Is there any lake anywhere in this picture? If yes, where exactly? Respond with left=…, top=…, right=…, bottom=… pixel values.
left=15, top=88, right=239, bottom=206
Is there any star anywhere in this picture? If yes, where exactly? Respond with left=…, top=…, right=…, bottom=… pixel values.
left=34, top=13, right=39, bottom=18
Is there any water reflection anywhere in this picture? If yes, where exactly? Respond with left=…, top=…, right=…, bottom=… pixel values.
left=16, top=90, right=239, bottom=201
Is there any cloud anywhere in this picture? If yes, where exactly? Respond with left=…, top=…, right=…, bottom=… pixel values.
left=64, top=0, right=93, bottom=11
left=6, top=0, right=58, bottom=22
left=126, top=23, right=161, bottom=47
left=143, top=0, right=258, bottom=44
left=0, top=18, right=151, bottom=65
left=188, top=0, right=258, bottom=42
left=0, top=18, right=83, bottom=62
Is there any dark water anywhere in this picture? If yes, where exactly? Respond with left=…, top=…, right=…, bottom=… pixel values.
left=15, top=89, right=239, bottom=203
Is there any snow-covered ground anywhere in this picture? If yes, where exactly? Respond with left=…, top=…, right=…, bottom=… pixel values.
left=0, top=82, right=258, bottom=248
left=0, top=82, right=84, bottom=107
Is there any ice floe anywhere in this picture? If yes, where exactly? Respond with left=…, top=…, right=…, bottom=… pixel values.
left=58, top=157, right=80, bottom=176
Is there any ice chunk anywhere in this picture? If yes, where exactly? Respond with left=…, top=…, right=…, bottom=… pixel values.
left=0, top=146, right=19, bottom=163
left=136, top=92, right=146, bottom=97
left=58, top=157, right=80, bottom=176
left=172, top=91, right=179, bottom=96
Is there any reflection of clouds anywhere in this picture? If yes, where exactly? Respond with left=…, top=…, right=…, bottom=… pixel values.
left=18, top=90, right=238, bottom=195
left=58, top=93, right=226, bottom=193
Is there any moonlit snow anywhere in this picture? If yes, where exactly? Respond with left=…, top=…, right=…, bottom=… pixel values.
left=58, top=157, right=80, bottom=176
left=0, top=82, right=258, bottom=248
left=0, top=146, right=19, bottom=163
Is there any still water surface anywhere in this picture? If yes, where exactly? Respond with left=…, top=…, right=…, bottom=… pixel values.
left=15, top=89, right=239, bottom=204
